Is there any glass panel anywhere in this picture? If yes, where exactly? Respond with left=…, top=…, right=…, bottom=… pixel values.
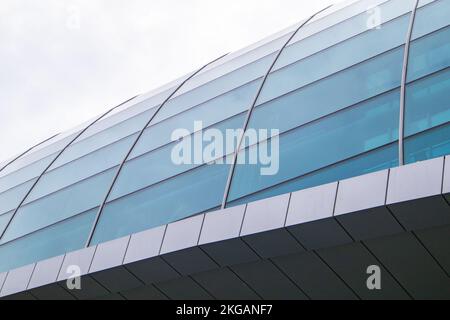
left=111, top=115, right=244, bottom=201
left=51, top=107, right=156, bottom=170
left=0, top=209, right=95, bottom=273
left=405, top=123, right=450, bottom=164
left=407, top=26, right=450, bottom=82
left=180, top=33, right=291, bottom=96
left=261, top=15, right=409, bottom=105
left=0, top=211, right=13, bottom=237
left=131, top=80, right=260, bottom=159
left=91, top=160, right=231, bottom=245
left=152, top=54, right=275, bottom=124
left=246, top=47, right=403, bottom=144
left=277, top=0, right=414, bottom=71
left=0, top=179, right=36, bottom=216
left=290, top=0, right=405, bottom=46
left=229, top=89, right=400, bottom=201
left=412, top=0, right=450, bottom=40
left=0, top=134, right=74, bottom=179
left=77, top=73, right=190, bottom=142
left=25, top=134, right=136, bottom=204
left=0, top=153, right=55, bottom=195
left=1, top=168, right=115, bottom=244
left=228, top=143, right=398, bottom=206
left=405, top=68, right=450, bottom=137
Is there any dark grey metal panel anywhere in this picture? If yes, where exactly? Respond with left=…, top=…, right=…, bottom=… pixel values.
left=121, top=285, right=168, bottom=300
left=0, top=292, right=37, bottom=300
left=125, top=257, right=180, bottom=285
left=272, top=251, right=358, bottom=300
left=243, top=229, right=304, bottom=259
left=201, top=238, right=260, bottom=267
left=193, top=267, right=260, bottom=300
left=91, top=266, right=142, bottom=293
left=288, top=218, right=352, bottom=251
left=231, top=259, right=308, bottom=300
left=414, top=225, right=450, bottom=276
left=365, top=232, right=450, bottom=300
left=30, top=283, right=76, bottom=300
left=317, top=242, right=411, bottom=300
left=155, top=276, right=214, bottom=300
left=163, top=247, right=218, bottom=276
left=59, top=275, right=109, bottom=300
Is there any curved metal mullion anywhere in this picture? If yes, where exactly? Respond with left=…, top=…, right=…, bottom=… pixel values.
left=399, top=0, right=420, bottom=166
left=0, top=133, right=60, bottom=174
left=85, top=53, right=229, bottom=247
left=221, top=5, right=333, bottom=209
left=0, top=96, right=137, bottom=240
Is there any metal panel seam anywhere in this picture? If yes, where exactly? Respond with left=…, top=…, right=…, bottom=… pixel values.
left=0, top=133, right=60, bottom=174
left=85, top=53, right=229, bottom=247
left=399, top=0, right=420, bottom=166
left=220, top=5, right=334, bottom=209
left=0, top=97, right=133, bottom=241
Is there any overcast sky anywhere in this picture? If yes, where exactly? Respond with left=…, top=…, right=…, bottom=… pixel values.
left=0, top=0, right=339, bottom=163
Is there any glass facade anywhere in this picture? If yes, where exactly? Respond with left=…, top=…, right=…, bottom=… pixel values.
left=0, top=0, right=448, bottom=273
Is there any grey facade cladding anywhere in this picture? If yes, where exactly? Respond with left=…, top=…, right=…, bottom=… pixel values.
left=0, top=156, right=449, bottom=299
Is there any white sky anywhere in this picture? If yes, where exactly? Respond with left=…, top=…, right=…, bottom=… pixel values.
left=0, top=0, right=339, bottom=163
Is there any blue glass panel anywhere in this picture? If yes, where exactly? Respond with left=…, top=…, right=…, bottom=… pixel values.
left=405, top=123, right=450, bottom=164
left=131, top=80, right=261, bottom=159
left=405, top=68, right=450, bottom=137
left=229, top=90, right=400, bottom=201
left=228, top=143, right=398, bottom=206
left=279, top=0, right=414, bottom=71
left=110, top=114, right=244, bottom=201
left=26, top=134, right=137, bottom=204
left=260, top=15, right=409, bottom=104
left=246, top=47, right=404, bottom=141
left=0, top=209, right=95, bottom=273
left=0, top=154, right=55, bottom=195
left=0, top=211, right=13, bottom=236
left=152, top=53, right=275, bottom=124
left=51, top=108, right=155, bottom=170
left=91, top=161, right=230, bottom=245
left=0, top=134, right=76, bottom=180
left=407, top=26, right=450, bottom=82
left=1, top=168, right=115, bottom=244
left=0, top=179, right=36, bottom=216
left=412, top=0, right=450, bottom=40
